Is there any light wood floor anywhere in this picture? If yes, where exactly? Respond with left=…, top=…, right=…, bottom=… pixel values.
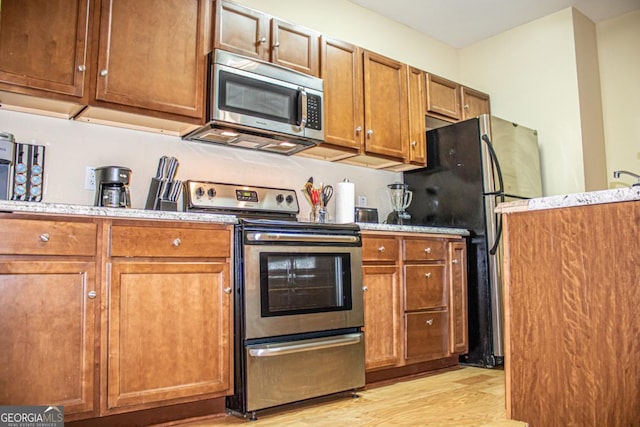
left=168, top=367, right=527, bottom=427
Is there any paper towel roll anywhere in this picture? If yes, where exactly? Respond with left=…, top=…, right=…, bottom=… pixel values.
left=335, top=180, right=355, bottom=223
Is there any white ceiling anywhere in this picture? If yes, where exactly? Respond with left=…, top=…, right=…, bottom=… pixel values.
left=349, top=0, right=640, bottom=48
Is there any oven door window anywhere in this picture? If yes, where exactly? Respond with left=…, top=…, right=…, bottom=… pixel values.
left=219, top=70, right=298, bottom=125
left=259, top=252, right=352, bottom=317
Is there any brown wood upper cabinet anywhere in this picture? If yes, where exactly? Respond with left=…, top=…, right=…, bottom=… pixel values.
left=425, top=73, right=461, bottom=121
left=407, top=66, right=427, bottom=166
left=0, top=0, right=91, bottom=115
left=461, top=86, right=491, bottom=119
left=91, top=0, right=210, bottom=120
left=214, top=0, right=320, bottom=76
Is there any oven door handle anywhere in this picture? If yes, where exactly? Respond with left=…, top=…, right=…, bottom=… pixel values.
left=246, top=232, right=360, bottom=244
left=248, top=334, right=362, bottom=357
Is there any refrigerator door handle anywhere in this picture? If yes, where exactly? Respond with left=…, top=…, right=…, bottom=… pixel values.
left=481, top=134, right=506, bottom=255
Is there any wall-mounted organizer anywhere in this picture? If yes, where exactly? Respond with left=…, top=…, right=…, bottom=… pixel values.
left=12, top=142, right=46, bottom=202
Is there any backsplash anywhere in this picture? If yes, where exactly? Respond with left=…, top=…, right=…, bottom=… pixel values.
left=0, top=110, right=401, bottom=221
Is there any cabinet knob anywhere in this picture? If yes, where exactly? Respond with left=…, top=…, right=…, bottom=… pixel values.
left=366, top=129, right=374, bottom=137
left=259, top=36, right=267, bottom=44
left=378, top=246, right=385, bottom=252
left=464, top=104, right=469, bottom=110
left=77, top=64, right=86, bottom=72
left=88, top=290, right=97, bottom=299
left=452, top=259, right=459, bottom=264
left=355, top=126, right=362, bottom=134
left=172, top=238, right=181, bottom=247
left=224, top=287, right=232, bottom=294
left=39, top=233, right=50, bottom=242
left=362, top=286, right=368, bottom=292
left=424, top=247, right=431, bottom=253
left=424, top=272, right=432, bottom=279
left=411, top=140, right=417, bottom=147
left=273, top=41, right=280, bottom=48
left=425, top=318, right=434, bottom=326
left=100, top=69, right=108, bottom=77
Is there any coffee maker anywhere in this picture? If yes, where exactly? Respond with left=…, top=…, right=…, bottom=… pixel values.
left=0, top=132, right=15, bottom=200
left=95, top=166, right=132, bottom=208
left=386, top=182, right=413, bottom=225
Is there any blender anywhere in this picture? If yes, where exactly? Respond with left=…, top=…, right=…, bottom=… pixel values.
left=386, top=183, right=413, bottom=224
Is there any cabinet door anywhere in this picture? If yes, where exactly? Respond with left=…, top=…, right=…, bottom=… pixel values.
left=461, top=86, right=491, bottom=120
left=94, top=0, right=208, bottom=118
left=363, top=51, right=408, bottom=160
left=449, top=241, right=468, bottom=354
left=271, top=18, right=319, bottom=76
left=407, top=67, right=426, bottom=166
left=321, top=37, right=363, bottom=152
left=214, top=0, right=268, bottom=60
left=0, top=261, right=97, bottom=418
left=107, top=261, right=232, bottom=410
left=426, top=73, right=461, bottom=121
left=363, top=265, right=402, bottom=370
left=0, top=0, right=90, bottom=97
left=405, top=311, right=449, bottom=361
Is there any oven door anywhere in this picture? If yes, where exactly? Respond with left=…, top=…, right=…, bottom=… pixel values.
left=243, top=235, right=363, bottom=340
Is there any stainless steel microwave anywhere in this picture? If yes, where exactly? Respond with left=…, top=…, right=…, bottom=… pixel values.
left=184, top=50, right=324, bottom=155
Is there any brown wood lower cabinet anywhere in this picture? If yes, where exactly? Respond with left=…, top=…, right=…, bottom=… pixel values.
left=361, top=231, right=467, bottom=380
left=0, top=215, right=100, bottom=421
left=0, top=214, right=233, bottom=423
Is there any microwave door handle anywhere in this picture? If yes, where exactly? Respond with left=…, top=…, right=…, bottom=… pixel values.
left=298, top=87, right=307, bottom=130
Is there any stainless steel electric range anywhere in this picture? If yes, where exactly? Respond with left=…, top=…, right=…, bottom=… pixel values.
left=184, top=181, right=365, bottom=421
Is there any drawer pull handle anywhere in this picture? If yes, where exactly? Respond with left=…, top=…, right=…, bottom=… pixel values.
left=362, top=286, right=369, bottom=292
left=378, top=246, right=385, bottom=252
left=452, top=259, right=459, bottom=264
left=39, top=233, right=50, bottom=242
left=424, top=247, right=431, bottom=253
left=87, top=290, right=97, bottom=299
left=224, top=287, right=232, bottom=294
left=426, top=318, right=434, bottom=326
left=172, top=238, right=181, bottom=247
left=424, top=272, right=432, bottom=279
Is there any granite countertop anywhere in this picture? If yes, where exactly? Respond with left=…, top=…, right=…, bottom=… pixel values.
left=0, top=200, right=470, bottom=237
left=357, top=222, right=470, bottom=236
left=496, top=187, right=640, bottom=213
left=0, top=200, right=237, bottom=224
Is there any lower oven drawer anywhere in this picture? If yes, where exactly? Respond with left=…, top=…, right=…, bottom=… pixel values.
left=245, top=332, right=365, bottom=412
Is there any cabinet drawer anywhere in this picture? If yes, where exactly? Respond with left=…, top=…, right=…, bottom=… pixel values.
left=404, top=265, right=446, bottom=310
left=110, top=225, right=230, bottom=258
left=405, top=311, right=449, bottom=360
left=404, top=239, right=446, bottom=261
left=362, top=236, right=398, bottom=262
left=0, top=218, right=97, bottom=256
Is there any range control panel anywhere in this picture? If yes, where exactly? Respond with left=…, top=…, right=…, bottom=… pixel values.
left=184, top=180, right=299, bottom=214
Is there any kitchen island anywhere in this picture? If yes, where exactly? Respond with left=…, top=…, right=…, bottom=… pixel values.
left=497, top=187, right=640, bottom=426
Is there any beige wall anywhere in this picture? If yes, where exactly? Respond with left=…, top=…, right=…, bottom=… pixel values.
left=597, top=10, right=640, bottom=188
left=459, top=8, right=586, bottom=196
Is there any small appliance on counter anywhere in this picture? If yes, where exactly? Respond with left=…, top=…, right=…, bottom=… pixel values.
left=95, top=166, right=132, bottom=208
left=354, top=207, right=378, bottom=223
left=10, top=137, right=46, bottom=202
left=0, top=132, right=15, bottom=200
left=385, top=182, right=413, bottom=224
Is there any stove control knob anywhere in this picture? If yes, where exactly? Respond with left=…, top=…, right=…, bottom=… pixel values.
left=276, top=194, right=284, bottom=203
left=286, top=195, right=294, bottom=204
left=207, top=188, right=216, bottom=198
left=195, top=187, right=205, bottom=198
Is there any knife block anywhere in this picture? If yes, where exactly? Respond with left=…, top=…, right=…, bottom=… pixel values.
left=145, top=177, right=178, bottom=211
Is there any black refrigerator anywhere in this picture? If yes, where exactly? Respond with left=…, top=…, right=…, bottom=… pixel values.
left=403, top=114, right=542, bottom=367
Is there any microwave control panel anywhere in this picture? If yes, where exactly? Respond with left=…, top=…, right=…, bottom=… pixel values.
left=306, top=94, right=322, bottom=130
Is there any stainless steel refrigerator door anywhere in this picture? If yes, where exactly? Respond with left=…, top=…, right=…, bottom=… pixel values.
left=478, top=115, right=504, bottom=359
left=489, top=116, right=542, bottom=199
